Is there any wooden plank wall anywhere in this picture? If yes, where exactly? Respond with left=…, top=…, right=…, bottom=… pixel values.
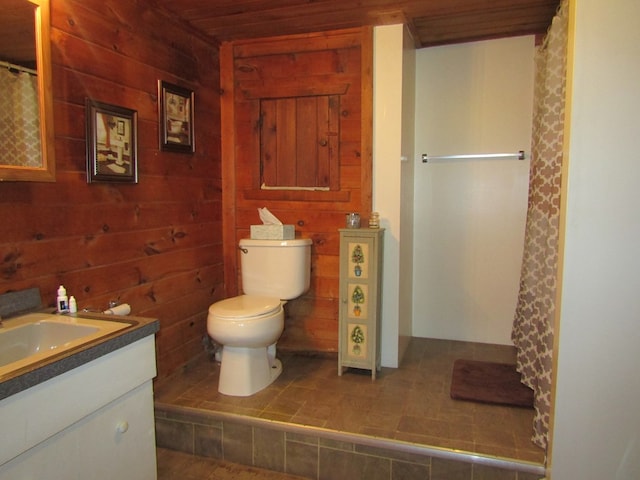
left=220, top=28, right=373, bottom=353
left=0, top=0, right=222, bottom=381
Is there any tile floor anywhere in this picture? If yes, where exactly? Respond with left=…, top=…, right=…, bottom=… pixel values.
left=155, top=337, right=545, bottom=472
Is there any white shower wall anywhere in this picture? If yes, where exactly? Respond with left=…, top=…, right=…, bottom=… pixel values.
left=412, top=36, right=535, bottom=345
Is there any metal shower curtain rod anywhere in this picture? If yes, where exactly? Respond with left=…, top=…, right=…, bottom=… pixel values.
left=421, top=150, right=526, bottom=163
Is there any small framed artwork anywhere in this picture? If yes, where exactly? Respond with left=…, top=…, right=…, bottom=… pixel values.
left=159, top=80, right=195, bottom=153
left=86, top=99, right=138, bottom=183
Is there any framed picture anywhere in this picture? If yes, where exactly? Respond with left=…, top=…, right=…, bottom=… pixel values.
left=159, top=80, right=195, bottom=153
left=86, top=99, right=138, bottom=183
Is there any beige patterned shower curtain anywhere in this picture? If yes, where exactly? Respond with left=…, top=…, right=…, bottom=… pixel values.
left=512, top=0, right=568, bottom=451
left=0, top=68, right=41, bottom=167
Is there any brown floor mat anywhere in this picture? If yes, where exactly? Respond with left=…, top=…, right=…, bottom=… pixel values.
left=450, top=359, right=534, bottom=408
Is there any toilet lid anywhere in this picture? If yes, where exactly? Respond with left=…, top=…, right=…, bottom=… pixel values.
left=209, top=295, right=281, bottom=319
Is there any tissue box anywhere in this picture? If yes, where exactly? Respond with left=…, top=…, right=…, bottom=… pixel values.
left=250, top=225, right=295, bottom=240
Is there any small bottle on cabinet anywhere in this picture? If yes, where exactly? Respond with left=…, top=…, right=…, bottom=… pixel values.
left=369, top=212, right=380, bottom=228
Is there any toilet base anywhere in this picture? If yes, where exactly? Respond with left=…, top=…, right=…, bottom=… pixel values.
left=218, top=344, right=282, bottom=396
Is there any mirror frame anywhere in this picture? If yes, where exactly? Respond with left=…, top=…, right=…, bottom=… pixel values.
left=0, top=0, right=55, bottom=182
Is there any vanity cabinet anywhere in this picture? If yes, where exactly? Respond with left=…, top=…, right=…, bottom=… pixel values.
left=338, top=228, right=384, bottom=379
left=0, top=335, right=158, bottom=480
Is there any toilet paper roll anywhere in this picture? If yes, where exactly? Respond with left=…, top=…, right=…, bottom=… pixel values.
left=103, top=303, right=131, bottom=316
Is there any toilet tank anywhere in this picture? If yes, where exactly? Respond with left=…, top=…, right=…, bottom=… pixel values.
left=239, top=238, right=312, bottom=299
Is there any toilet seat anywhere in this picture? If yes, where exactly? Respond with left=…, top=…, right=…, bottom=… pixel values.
left=209, top=295, right=281, bottom=320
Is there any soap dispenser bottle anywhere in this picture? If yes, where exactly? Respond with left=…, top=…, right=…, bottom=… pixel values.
left=57, top=285, right=69, bottom=313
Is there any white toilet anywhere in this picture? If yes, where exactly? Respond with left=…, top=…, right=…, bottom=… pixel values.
left=207, top=237, right=312, bottom=396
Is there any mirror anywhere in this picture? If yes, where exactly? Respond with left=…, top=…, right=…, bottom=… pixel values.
left=0, top=0, right=55, bottom=182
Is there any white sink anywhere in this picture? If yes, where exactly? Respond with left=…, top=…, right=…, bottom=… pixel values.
left=0, top=313, right=129, bottom=377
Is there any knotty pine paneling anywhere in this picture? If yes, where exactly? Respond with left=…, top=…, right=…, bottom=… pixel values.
left=221, top=27, right=373, bottom=354
left=0, top=0, right=222, bottom=380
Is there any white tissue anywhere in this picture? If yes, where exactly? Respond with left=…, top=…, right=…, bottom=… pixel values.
left=103, top=303, right=131, bottom=316
left=258, top=207, right=282, bottom=225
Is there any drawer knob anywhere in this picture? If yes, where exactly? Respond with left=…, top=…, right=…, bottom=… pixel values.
left=116, top=421, right=129, bottom=434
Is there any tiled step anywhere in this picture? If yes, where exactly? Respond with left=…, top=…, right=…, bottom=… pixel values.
left=155, top=402, right=544, bottom=480
left=157, top=448, right=307, bottom=480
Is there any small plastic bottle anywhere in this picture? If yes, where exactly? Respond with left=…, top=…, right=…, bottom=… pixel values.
left=57, top=285, right=69, bottom=313
left=68, top=296, right=77, bottom=313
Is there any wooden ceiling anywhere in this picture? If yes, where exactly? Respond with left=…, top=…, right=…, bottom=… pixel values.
left=155, top=0, right=561, bottom=48
left=1, top=0, right=560, bottom=68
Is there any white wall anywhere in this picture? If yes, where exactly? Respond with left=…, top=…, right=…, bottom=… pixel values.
left=372, top=24, right=417, bottom=367
left=549, top=0, right=640, bottom=478
left=412, top=36, right=535, bottom=344
left=373, top=25, right=403, bottom=367
left=399, top=27, right=416, bottom=359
